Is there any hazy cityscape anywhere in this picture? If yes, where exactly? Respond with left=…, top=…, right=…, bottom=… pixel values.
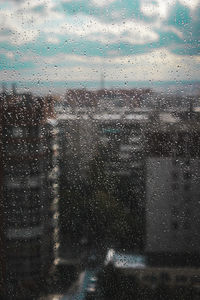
left=1, top=0, right=200, bottom=299
left=0, top=84, right=200, bottom=299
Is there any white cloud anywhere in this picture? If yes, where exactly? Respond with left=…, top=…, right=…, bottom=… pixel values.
left=5, top=51, right=14, bottom=59
left=46, top=36, right=60, bottom=44
left=179, top=0, right=200, bottom=10
left=0, top=0, right=159, bottom=46
left=141, top=0, right=175, bottom=19
left=2, top=48, right=199, bottom=83
left=91, top=0, right=116, bottom=7
left=163, top=25, right=183, bottom=38
left=141, top=0, right=200, bottom=20
left=0, top=9, right=38, bottom=44
left=0, top=0, right=189, bottom=47
left=0, top=49, right=15, bottom=59
left=61, top=0, right=79, bottom=2
left=0, top=0, right=64, bottom=44
left=43, top=14, right=159, bottom=45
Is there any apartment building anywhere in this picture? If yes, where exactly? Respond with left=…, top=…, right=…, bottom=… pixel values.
left=92, top=108, right=150, bottom=250
left=145, top=111, right=200, bottom=266
left=0, top=92, right=56, bottom=297
left=56, top=111, right=96, bottom=256
left=93, top=109, right=148, bottom=201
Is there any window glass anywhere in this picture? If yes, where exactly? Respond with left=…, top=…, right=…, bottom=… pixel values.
left=0, top=0, right=199, bottom=299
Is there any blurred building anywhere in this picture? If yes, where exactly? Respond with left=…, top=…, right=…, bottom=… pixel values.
left=55, top=97, right=151, bottom=252
left=54, top=88, right=152, bottom=111
left=0, top=95, right=6, bottom=297
left=145, top=110, right=200, bottom=266
left=0, top=92, right=57, bottom=297
left=92, top=108, right=150, bottom=250
left=56, top=111, right=96, bottom=256
left=41, top=118, right=59, bottom=273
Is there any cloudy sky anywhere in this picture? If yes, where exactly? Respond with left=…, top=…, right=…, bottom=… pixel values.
left=0, top=0, right=200, bottom=90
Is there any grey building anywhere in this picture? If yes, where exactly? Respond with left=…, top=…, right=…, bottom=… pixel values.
left=0, top=92, right=57, bottom=297
left=56, top=111, right=96, bottom=257
left=92, top=108, right=150, bottom=250
left=145, top=111, right=200, bottom=266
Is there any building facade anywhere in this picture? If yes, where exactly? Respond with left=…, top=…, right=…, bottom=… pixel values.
left=0, top=92, right=56, bottom=297
left=56, top=111, right=96, bottom=257
left=55, top=104, right=150, bottom=252
left=145, top=111, right=200, bottom=266
left=92, top=109, right=149, bottom=250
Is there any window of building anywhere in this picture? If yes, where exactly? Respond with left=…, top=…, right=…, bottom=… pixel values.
left=172, top=183, right=179, bottom=191
left=184, top=183, right=191, bottom=191
left=29, top=126, right=39, bottom=137
left=27, top=176, right=40, bottom=188
left=183, top=172, right=191, bottom=180
left=172, top=171, right=178, bottom=180
left=12, top=127, right=26, bottom=138
left=171, top=221, right=179, bottom=230
left=171, top=206, right=178, bottom=218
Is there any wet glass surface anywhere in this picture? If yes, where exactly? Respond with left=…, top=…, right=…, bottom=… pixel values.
left=0, top=0, right=200, bottom=299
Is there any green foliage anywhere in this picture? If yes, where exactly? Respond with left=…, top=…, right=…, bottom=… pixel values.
left=59, top=144, right=139, bottom=249
left=60, top=186, right=131, bottom=248
left=87, top=190, right=128, bottom=246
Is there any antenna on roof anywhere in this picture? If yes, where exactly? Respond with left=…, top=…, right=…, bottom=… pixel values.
left=2, top=82, right=7, bottom=94
left=12, top=82, right=17, bottom=95
left=189, top=96, right=193, bottom=120
left=100, top=72, right=105, bottom=90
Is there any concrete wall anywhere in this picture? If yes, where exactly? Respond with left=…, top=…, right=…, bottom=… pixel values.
left=146, top=157, right=200, bottom=254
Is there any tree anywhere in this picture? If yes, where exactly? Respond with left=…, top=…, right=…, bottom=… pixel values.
left=60, top=143, right=139, bottom=250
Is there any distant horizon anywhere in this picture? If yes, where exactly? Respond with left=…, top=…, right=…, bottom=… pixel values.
left=1, top=80, right=200, bottom=96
